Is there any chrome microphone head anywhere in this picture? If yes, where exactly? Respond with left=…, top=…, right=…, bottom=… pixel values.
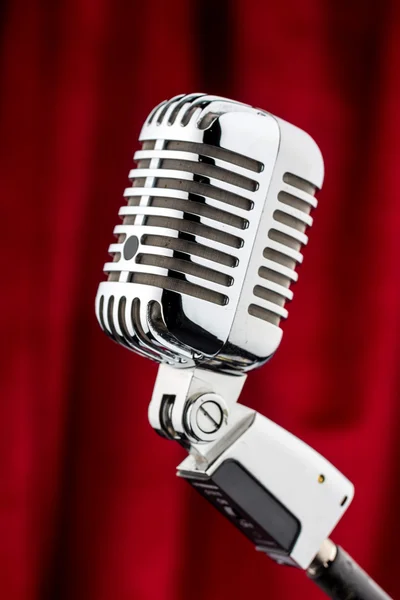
left=95, top=93, right=323, bottom=372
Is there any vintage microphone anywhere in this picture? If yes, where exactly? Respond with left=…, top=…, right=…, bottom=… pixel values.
left=95, top=93, right=391, bottom=599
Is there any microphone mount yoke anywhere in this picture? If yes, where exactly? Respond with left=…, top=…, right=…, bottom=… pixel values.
left=149, top=364, right=353, bottom=571
left=148, top=365, right=392, bottom=599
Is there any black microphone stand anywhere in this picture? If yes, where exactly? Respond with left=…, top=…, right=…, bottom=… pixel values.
left=307, top=539, right=391, bottom=599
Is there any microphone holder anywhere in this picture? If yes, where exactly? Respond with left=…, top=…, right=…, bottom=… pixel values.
left=149, top=364, right=392, bottom=599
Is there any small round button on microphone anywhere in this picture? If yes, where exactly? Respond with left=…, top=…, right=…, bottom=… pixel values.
left=123, top=235, right=139, bottom=260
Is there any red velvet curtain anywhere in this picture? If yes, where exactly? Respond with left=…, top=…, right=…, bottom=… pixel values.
left=3, top=1, right=400, bottom=598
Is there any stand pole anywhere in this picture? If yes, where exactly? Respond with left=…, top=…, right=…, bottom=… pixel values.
left=307, top=539, right=391, bottom=599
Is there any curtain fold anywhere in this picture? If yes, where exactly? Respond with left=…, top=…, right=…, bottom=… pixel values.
left=2, top=1, right=400, bottom=598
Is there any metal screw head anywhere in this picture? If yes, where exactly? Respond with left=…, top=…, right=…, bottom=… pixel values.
left=184, top=393, right=228, bottom=443
left=196, top=400, right=224, bottom=434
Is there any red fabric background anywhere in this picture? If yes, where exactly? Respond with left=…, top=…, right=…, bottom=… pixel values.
left=2, top=1, right=400, bottom=598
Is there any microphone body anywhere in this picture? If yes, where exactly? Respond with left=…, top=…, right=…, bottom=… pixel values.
left=95, top=93, right=323, bottom=372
